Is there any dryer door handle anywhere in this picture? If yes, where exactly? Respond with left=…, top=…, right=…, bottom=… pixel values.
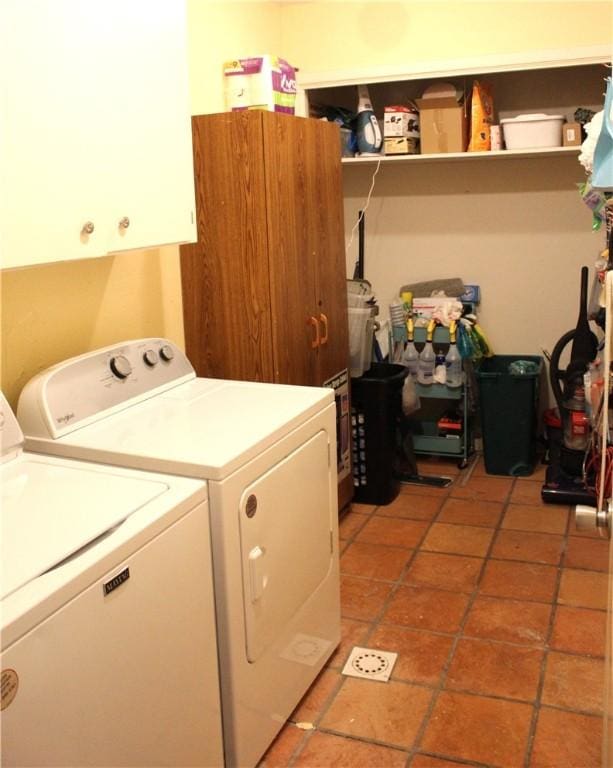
left=248, top=545, right=266, bottom=602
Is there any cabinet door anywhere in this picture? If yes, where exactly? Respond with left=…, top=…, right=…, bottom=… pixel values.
left=0, top=1, right=109, bottom=267
left=181, top=113, right=276, bottom=382
left=105, top=1, right=196, bottom=254
left=0, top=1, right=195, bottom=270
left=309, top=120, right=350, bottom=385
left=262, top=113, right=323, bottom=386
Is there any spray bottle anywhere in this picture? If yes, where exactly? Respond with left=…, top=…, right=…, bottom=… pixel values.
left=417, top=320, right=436, bottom=385
left=445, top=321, right=463, bottom=388
left=355, top=85, right=382, bottom=155
left=401, top=317, right=419, bottom=379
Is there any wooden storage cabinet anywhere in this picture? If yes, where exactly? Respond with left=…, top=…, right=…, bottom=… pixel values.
left=0, top=0, right=196, bottom=270
left=180, top=111, right=353, bottom=509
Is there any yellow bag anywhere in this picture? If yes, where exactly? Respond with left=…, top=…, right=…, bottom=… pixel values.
left=468, top=81, right=494, bottom=152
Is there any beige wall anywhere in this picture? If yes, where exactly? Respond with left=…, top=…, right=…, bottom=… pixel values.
left=1, top=1, right=611, bottom=407
left=281, top=1, right=611, bottom=72
left=0, top=1, right=282, bottom=408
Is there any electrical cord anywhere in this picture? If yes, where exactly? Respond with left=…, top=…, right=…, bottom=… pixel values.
left=346, top=156, right=382, bottom=260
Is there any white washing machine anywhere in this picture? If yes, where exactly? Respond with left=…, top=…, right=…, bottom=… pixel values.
left=17, top=338, right=341, bottom=768
left=1, top=393, right=224, bottom=767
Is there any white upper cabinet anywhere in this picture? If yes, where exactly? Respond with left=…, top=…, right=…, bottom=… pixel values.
left=0, top=1, right=196, bottom=269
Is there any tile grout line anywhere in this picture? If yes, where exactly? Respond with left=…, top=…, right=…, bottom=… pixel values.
left=522, top=499, right=570, bottom=768
left=338, top=466, right=601, bottom=767
left=408, top=472, right=519, bottom=763
left=290, top=485, right=453, bottom=767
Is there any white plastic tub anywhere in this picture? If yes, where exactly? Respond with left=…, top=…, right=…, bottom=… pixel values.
left=500, top=113, right=564, bottom=150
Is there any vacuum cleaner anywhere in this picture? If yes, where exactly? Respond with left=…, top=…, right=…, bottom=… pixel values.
left=541, top=266, right=599, bottom=505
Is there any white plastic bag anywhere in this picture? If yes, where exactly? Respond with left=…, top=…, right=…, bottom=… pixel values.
left=402, top=374, right=421, bottom=415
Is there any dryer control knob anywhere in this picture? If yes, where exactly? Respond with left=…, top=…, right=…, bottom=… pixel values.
left=143, top=349, right=159, bottom=367
left=110, top=355, right=132, bottom=380
left=160, top=344, right=174, bottom=362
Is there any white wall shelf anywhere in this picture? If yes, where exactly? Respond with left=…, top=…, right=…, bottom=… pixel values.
left=342, top=145, right=581, bottom=166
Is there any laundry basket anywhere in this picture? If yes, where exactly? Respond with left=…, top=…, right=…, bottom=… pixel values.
left=350, top=363, right=407, bottom=504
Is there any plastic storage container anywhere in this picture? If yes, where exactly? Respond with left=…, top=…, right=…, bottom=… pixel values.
left=476, top=355, right=543, bottom=476
left=348, top=307, right=375, bottom=377
left=350, top=363, right=407, bottom=504
left=500, top=113, right=564, bottom=149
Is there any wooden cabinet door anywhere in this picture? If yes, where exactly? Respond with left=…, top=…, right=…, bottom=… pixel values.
left=308, top=120, right=350, bottom=385
left=181, top=113, right=276, bottom=382
left=262, top=112, right=321, bottom=386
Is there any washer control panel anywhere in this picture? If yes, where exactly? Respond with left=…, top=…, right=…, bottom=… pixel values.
left=17, top=338, right=196, bottom=439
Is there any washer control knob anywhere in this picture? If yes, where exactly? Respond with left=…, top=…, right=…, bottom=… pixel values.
left=110, top=355, right=132, bottom=380
left=160, top=344, right=174, bottom=362
left=143, top=349, right=159, bottom=367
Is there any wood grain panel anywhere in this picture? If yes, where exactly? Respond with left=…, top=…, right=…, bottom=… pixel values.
left=309, top=119, right=350, bottom=384
left=180, top=113, right=275, bottom=381
left=262, top=112, right=319, bottom=385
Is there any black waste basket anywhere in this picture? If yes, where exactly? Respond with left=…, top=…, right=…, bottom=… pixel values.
left=476, top=355, right=543, bottom=476
left=351, top=362, right=407, bottom=504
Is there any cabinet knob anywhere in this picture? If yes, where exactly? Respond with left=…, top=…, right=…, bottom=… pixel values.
left=118, top=216, right=130, bottom=229
left=307, top=316, right=320, bottom=349
left=81, top=221, right=95, bottom=235
left=319, top=313, right=329, bottom=345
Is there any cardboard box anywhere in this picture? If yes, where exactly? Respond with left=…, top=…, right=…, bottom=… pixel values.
left=384, top=137, right=418, bottom=155
left=223, top=56, right=296, bottom=113
left=563, top=121, right=582, bottom=147
left=415, top=98, right=467, bottom=154
left=383, top=107, right=419, bottom=138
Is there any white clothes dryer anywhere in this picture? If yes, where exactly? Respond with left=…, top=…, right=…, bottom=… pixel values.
left=17, top=338, right=341, bottom=768
left=1, top=393, right=224, bottom=767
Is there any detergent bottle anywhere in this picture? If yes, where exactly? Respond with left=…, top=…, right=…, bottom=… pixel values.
left=355, top=85, right=382, bottom=155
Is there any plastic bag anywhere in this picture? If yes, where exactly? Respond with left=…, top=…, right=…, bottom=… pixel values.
left=457, top=323, right=475, bottom=359
left=468, top=81, right=494, bottom=152
left=402, top=374, right=421, bottom=415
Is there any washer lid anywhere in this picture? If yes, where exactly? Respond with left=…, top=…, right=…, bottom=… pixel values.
left=1, top=457, right=168, bottom=599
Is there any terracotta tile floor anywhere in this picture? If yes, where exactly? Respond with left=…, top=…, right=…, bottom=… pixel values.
left=259, top=455, right=609, bottom=768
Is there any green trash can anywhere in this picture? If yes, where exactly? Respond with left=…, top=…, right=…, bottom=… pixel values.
left=476, top=355, right=543, bottom=477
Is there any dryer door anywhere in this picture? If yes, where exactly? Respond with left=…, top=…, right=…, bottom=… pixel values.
left=239, top=429, right=333, bottom=662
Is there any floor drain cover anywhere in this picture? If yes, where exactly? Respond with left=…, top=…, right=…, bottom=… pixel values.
left=341, top=646, right=398, bottom=682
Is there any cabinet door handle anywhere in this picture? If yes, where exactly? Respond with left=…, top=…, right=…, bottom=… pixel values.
left=319, top=313, right=329, bottom=345
left=81, top=221, right=95, bottom=235
left=308, top=316, right=320, bottom=348
left=118, top=216, right=130, bottom=229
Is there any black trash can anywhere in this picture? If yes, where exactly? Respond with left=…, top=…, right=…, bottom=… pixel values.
left=476, top=355, right=543, bottom=476
left=350, top=362, right=407, bottom=504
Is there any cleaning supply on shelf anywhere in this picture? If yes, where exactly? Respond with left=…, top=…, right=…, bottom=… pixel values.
left=445, top=322, right=463, bottom=387
left=467, top=80, right=494, bottom=151
left=355, top=85, right=382, bottom=156
left=417, top=320, right=436, bottom=385
left=434, top=348, right=447, bottom=384
left=401, top=318, right=420, bottom=378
